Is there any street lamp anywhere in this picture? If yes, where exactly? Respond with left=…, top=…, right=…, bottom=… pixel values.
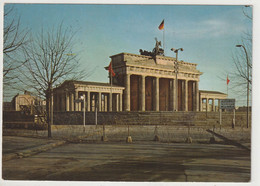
left=171, top=47, right=184, bottom=111
left=236, top=44, right=250, bottom=128
left=80, top=95, right=86, bottom=131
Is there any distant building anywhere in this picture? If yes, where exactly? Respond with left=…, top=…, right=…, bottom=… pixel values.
left=53, top=81, right=124, bottom=112
left=199, top=90, right=228, bottom=112
left=11, top=91, right=46, bottom=114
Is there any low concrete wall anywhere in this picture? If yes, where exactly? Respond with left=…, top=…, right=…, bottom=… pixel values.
left=53, top=111, right=251, bottom=128
left=48, top=124, right=251, bottom=143
left=4, top=123, right=250, bottom=143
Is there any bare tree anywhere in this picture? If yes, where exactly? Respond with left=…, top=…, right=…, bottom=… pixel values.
left=230, top=42, right=252, bottom=94
left=3, top=6, right=29, bottom=99
left=19, top=23, right=85, bottom=137
left=229, top=6, right=252, bottom=100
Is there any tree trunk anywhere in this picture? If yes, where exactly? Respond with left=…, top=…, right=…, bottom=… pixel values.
left=46, top=89, right=52, bottom=138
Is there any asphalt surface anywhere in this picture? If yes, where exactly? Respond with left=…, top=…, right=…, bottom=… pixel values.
left=2, top=136, right=61, bottom=154
left=2, top=139, right=251, bottom=182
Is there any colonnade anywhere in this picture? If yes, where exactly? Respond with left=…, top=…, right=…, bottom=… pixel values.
left=200, top=98, right=220, bottom=112
left=54, top=90, right=123, bottom=112
left=124, top=74, right=199, bottom=112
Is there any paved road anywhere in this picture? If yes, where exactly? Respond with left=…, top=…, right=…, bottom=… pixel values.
left=2, top=136, right=60, bottom=154
left=3, top=141, right=250, bottom=182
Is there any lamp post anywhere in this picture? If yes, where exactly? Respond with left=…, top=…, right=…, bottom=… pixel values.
left=236, top=44, right=250, bottom=128
left=80, top=95, right=86, bottom=131
left=171, top=47, right=184, bottom=111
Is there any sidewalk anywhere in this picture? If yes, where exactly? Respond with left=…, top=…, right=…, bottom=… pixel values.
left=2, top=136, right=66, bottom=161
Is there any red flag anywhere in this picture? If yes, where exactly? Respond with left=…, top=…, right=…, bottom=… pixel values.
left=158, top=20, right=164, bottom=30
left=108, top=62, right=115, bottom=77
left=227, top=76, right=230, bottom=85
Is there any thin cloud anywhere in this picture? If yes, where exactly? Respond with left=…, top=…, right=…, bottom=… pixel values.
left=171, top=18, right=247, bottom=39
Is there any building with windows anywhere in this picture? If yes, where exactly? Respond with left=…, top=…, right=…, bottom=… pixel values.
left=199, top=90, right=227, bottom=112
left=11, top=91, right=46, bottom=114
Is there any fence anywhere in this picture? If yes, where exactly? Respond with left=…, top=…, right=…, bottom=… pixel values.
left=53, top=111, right=251, bottom=128
left=3, top=111, right=251, bottom=143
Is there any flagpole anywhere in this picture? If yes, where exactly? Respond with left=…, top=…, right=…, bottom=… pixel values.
left=227, top=75, right=229, bottom=96
left=110, top=62, right=113, bottom=111
left=158, top=19, right=165, bottom=54
left=163, top=28, right=165, bottom=53
left=110, top=62, right=112, bottom=86
left=227, top=83, right=228, bottom=96
left=163, top=19, right=165, bottom=54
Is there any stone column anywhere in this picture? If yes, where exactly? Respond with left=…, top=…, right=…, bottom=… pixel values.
left=104, top=94, right=108, bottom=112
left=75, top=91, right=79, bottom=111
left=212, top=98, right=215, bottom=112
left=218, top=99, right=221, bottom=112
left=206, top=98, right=209, bottom=112
left=124, top=74, right=131, bottom=111
left=61, top=93, right=65, bottom=111
left=173, top=79, right=177, bottom=111
left=87, top=91, right=90, bottom=112
left=185, top=80, right=188, bottom=111
left=196, top=81, right=199, bottom=111
left=70, top=93, right=74, bottom=111
left=141, top=75, right=146, bottom=111
left=155, top=77, right=159, bottom=111
left=170, top=79, right=174, bottom=111
left=109, top=91, right=113, bottom=112
left=191, top=81, right=193, bottom=111
left=182, top=81, right=185, bottom=111
left=116, top=94, right=119, bottom=111
left=200, top=97, right=203, bottom=112
left=98, top=92, right=102, bottom=111
left=66, top=93, right=70, bottom=111
left=119, top=93, right=123, bottom=111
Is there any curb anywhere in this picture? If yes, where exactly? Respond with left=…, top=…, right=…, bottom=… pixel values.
left=3, top=140, right=67, bottom=162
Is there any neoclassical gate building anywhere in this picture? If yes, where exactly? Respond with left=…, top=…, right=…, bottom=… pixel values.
left=110, top=52, right=202, bottom=112
left=53, top=81, right=124, bottom=112
left=53, top=50, right=220, bottom=112
left=53, top=38, right=229, bottom=113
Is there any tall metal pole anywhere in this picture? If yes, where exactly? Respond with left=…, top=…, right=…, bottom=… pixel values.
left=227, top=78, right=228, bottom=96
left=163, top=28, right=165, bottom=53
left=48, top=59, right=53, bottom=138
left=236, top=45, right=250, bottom=128
left=245, top=46, right=250, bottom=129
left=110, top=61, right=113, bottom=111
left=83, top=95, right=86, bottom=129
left=171, top=48, right=183, bottom=111
left=175, top=52, right=178, bottom=111
left=95, top=100, right=97, bottom=126
left=80, top=95, right=86, bottom=131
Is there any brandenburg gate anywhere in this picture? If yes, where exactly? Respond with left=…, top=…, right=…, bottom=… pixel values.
left=110, top=52, right=202, bottom=112
left=53, top=40, right=227, bottom=112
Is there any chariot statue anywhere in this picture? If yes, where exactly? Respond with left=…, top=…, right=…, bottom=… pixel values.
left=139, top=37, right=164, bottom=57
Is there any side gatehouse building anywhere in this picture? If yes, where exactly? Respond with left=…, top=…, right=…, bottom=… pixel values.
left=53, top=51, right=227, bottom=112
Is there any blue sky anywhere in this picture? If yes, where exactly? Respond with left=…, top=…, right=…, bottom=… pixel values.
left=5, top=4, right=252, bottom=105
